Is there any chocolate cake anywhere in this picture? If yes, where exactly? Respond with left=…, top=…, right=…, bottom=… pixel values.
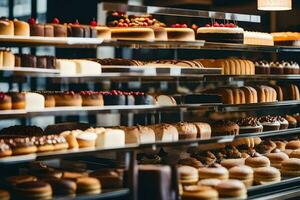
left=101, top=91, right=126, bottom=106
left=132, top=92, right=155, bottom=105
left=211, top=120, right=240, bottom=136
left=236, top=117, right=263, bottom=134
left=51, top=18, right=67, bottom=37
left=28, top=18, right=44, bottom=36
left=36, top=56, right=47, bottom=68
left=44, top=24, right=54, bottom=37
left=21, top=54, right=37, bottom=68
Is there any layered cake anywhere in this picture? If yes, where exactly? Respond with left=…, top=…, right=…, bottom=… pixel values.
left=197, top=22, right=244, bottom=43
left=272, top=32, right=300, bottom=46
left=258, top=116, right=280, bottom=131
left=165, top=24, right=195, bottom=41
left=244, top=31, right=274, bottom=46
left=236, top=117, right=263, bottom=134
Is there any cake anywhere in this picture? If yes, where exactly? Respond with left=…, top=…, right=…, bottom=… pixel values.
left=55, top=59, right=77, bottom=76
left=272, top=32, right=300, bottom=46
left=54, top=91, right=82, bottom=107
left=67, top=21, right=84, bottom=37
left=25, top=92, right=45, bottom=111
left=236, top=117, right=263, bottom=134
left=110, top=27, right=155, bottom=41
left=258, top=116, right=280, bottom=131
left=197, top=23, right=244, bottom=43
left=0, top=92, right=12, bottom=110
left=36, top=56, right=47, bottom=68
left=28, top=18, right=44, bottom=36
left=94, top=26, right=111, bottom=40
left=165, top=24, right=195, bottom=41
left=8, top=92, right=25, bottom=110
left=102, top=90, right=126, bottom=105
left=2, top=50, right=15, bottom=68
left=211, top=120, right=239, bottom=136
left=0, top=17, right=14, bottom=36
left=73, top=59, right=102, bottom=75
left=255, top=61, right=271, bottom=74
left=80, top=91, right=104, bottom=106
left=132, top=92, right=155, bottom=105
left=51, top=18, right=67, bottom=37
left=21, top=54, right=37, bottom=68
left=13, top=19, right=30, bottom=36
left=244, top=31, right=274, bottom=46
left=93, top=128, right=125, bottom=148
left=44, top=24, right=54, bottom=37
left=256, top=85, right=277, bottom=103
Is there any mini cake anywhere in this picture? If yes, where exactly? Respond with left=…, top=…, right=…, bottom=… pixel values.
left=28, top=18, right=44, bottom=36
left=197, top=22, right=244, bottom=44
left=51, top=18, right=68, bottom=37
left=54, top=91, right=82, bottom=107
left=21, top=54, right=37, bottom=68
left=102, top=90, right=126, bottom=105
left=266, top=148, right=289, bottom=169
left=80, top=91, right=104, bottom=106
left=211, top=120, right=239, bottom=136
left=178, top=165, right=199, bottom=186
left=132, top=92, right=155, bottom=105
left=198, top=163, right=229, bottom=180
left=175, top=122, right=198, bottom=140
left=0, top=92, right=12, bottom=110
left=229, top=165, right=254, bottom=188
left=216, top=179, right=247, bottom=199
left=13, top=19, right=30, bottom=36
left=67, top=21, right=84, bottom=37
left=36, top=56, right=47, bottom=68
left=258, top=115, right=280, bottom=131
left=165, top=24, right=195, bottom=41
left=182, top=185, right=218, bottom=200
left=44, top=24, right=54, bottom=37
left=255, top=61, right=271, bottom=74
left=110, top=27, right=155, bottom=41
left=76, top=131, right=97, bottom=148
left=236, top=117, right=263, bottom=134
left=0, top=17, right=14, bottom=35
left=277, top=116, right=289, bottom=130
left=244, top=31, right=274, bottom=46
left=281, top=158, right=300, bottom=177
left=254, top=166, right=281, bottom=185
left=245, top=151, right=270, bottom=168
left=283, top=61, right=300, bottom=74
left=8, top=92, right=25, bottom=109
left=270, top=62, right=284, bottom=74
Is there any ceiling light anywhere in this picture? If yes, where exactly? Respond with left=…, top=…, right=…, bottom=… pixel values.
left=258, top=0, right=292, bottom=11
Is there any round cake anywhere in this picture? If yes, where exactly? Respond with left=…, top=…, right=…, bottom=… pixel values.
left=0, top=17, right=14, bottom=36
left=0, top=92, right=12, bottom=110
left=13, top=19, right=30, bottom=36
left=211, top=120, right=240, bottom=136
left=165, top=25, right=195, bottom=41
left=51, top=18, right=67, bottom=37
left=236, top=117, right=263, bottom=134
left=80, top=91, right=104, bottom=106
left=110, top=27, right=155, bottom=41
left=54, top=91, right=82, bottom=107
left=197, top=23, right=244, bottom=43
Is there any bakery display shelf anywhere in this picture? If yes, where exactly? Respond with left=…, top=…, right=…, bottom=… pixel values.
left=53, top=189, right=130, bottom=200
left=0, top=67, right=59, bottom=77
left=204, top=74, right=300, bottom=81
left=248, top=177, right=300, bottom=200
left=101, top=39, right=206, bottom=49
left=99, top=2, right=261, bottom=23
left=0, top=154, right=36, bottom=165
left=236, top=127, right=300, bottom=139
left=0, top=35, right=103, bottom=48
left=1, top=101, right=300, bottom=119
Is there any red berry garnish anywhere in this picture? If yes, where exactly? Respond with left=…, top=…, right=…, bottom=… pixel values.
left=205, top=24, right=211, bottom=27
left=219, top=23, right=225, bottom=27
left=191, top=24, right=198, bottom=29
left=27, top=17, right=36, bottom=25
left=90, top=19, right=97, bottom=26
left=228, top=23, right=236, bottom=28
left=181, top=24, right=187, bottom=28
left=74, top=20, right=80, bottom=25
left=52, top=17, right=60, bottom=24
left=213, top=22, right=220, bottom=27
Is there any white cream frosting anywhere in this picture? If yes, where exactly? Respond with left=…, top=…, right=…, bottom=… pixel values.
left=197, top=27, right=244, bottom=34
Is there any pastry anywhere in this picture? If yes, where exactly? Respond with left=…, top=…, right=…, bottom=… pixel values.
left=80, top=91, right=104, bottom=106
left=178, top=165, right=199, bottom=186
left=258, top=115, right=280, bottom=131
left=285, top=115, right=297, bottom=128
left=54, top=91, right=82, bottom=106
left=62, top=171, right=86, bottom=181
left=289, top=149, right=300, bottom=159
left=110, top=27, right=155, bottom=41
left=256, top=86, right=277, bottom=103
left=190, top=151, right=217, bottom=165
left=51, top=18, right=67, bottom=37
left=240, top=86, right=258, bottom=104
left=3, top=50, right=15, bottom=68
left=229, top=165, right=253, bottom=188
left=197, top=23, right=244, bottom=44
left=245, top=151, right=270, bottom=168
left=0, top=189, right=9, bottom=200
left=255, top=139, right=276, bottom=154
left=76, top=177, right=101, bottom=194
left=216, top=179, right=247, bottom=199
left=148, top=123, right=179, bottom=142
left=175, top=122, right=198, bottom=140
left=76, top=131, right=97, bottom=148
left=0, top=17, right=13, bottom=35
left=7, top=92, right=25, bottom=109
left=28, top=18, right=44, bottom=36
left=285, top=140, right=300, bottom=150
left=0, top=141, right=12, bottom=158
left=154, top=95, right=177, bottom=106
left=266, top=149, right=289, bottom=169
left=178, top=158, right=203, bottom=169
left=46, top=178, right=77, bottom=196
left=236, top=117, right=263, bottom=134
left=284, top=84, right=300, bottom=100
left=193, top=122, right=211, bottom=139
left=89, top=169, right=123, bottom=189
left=73, top=59, right=102, bottom=75
left=7, top=138, right=37, bottom=155
left=198, top=163, right=229, bottom=180
left=211, top=120, right=239, bottom=136
left=182, top=185, right=218, bottom=200
left=6, top=175, right=37, bottom=186
left=14, top=181, right=52, bottom=200
left=273, top=140, right=287, bottom=151
left=0, top=93, right=12, bottom=110
left=281, top=158, right=300, bottom=177
left=254, top=166, right=281, bottom=185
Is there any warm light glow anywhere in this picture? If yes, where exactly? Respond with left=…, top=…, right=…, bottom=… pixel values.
left=258, top=0, right=292, bottom=11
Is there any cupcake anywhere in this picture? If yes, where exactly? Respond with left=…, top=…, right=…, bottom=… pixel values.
left=276, top=116, right=289, bottom=130
left=283, top=61, right=300, bottom=74
left=258, top=115, right=280, bottom=131
left=236, top=117, right=263, bottom=134
left=270, top=61, right=284, bottom=74
left=255, top=61, right=270, bottom=74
